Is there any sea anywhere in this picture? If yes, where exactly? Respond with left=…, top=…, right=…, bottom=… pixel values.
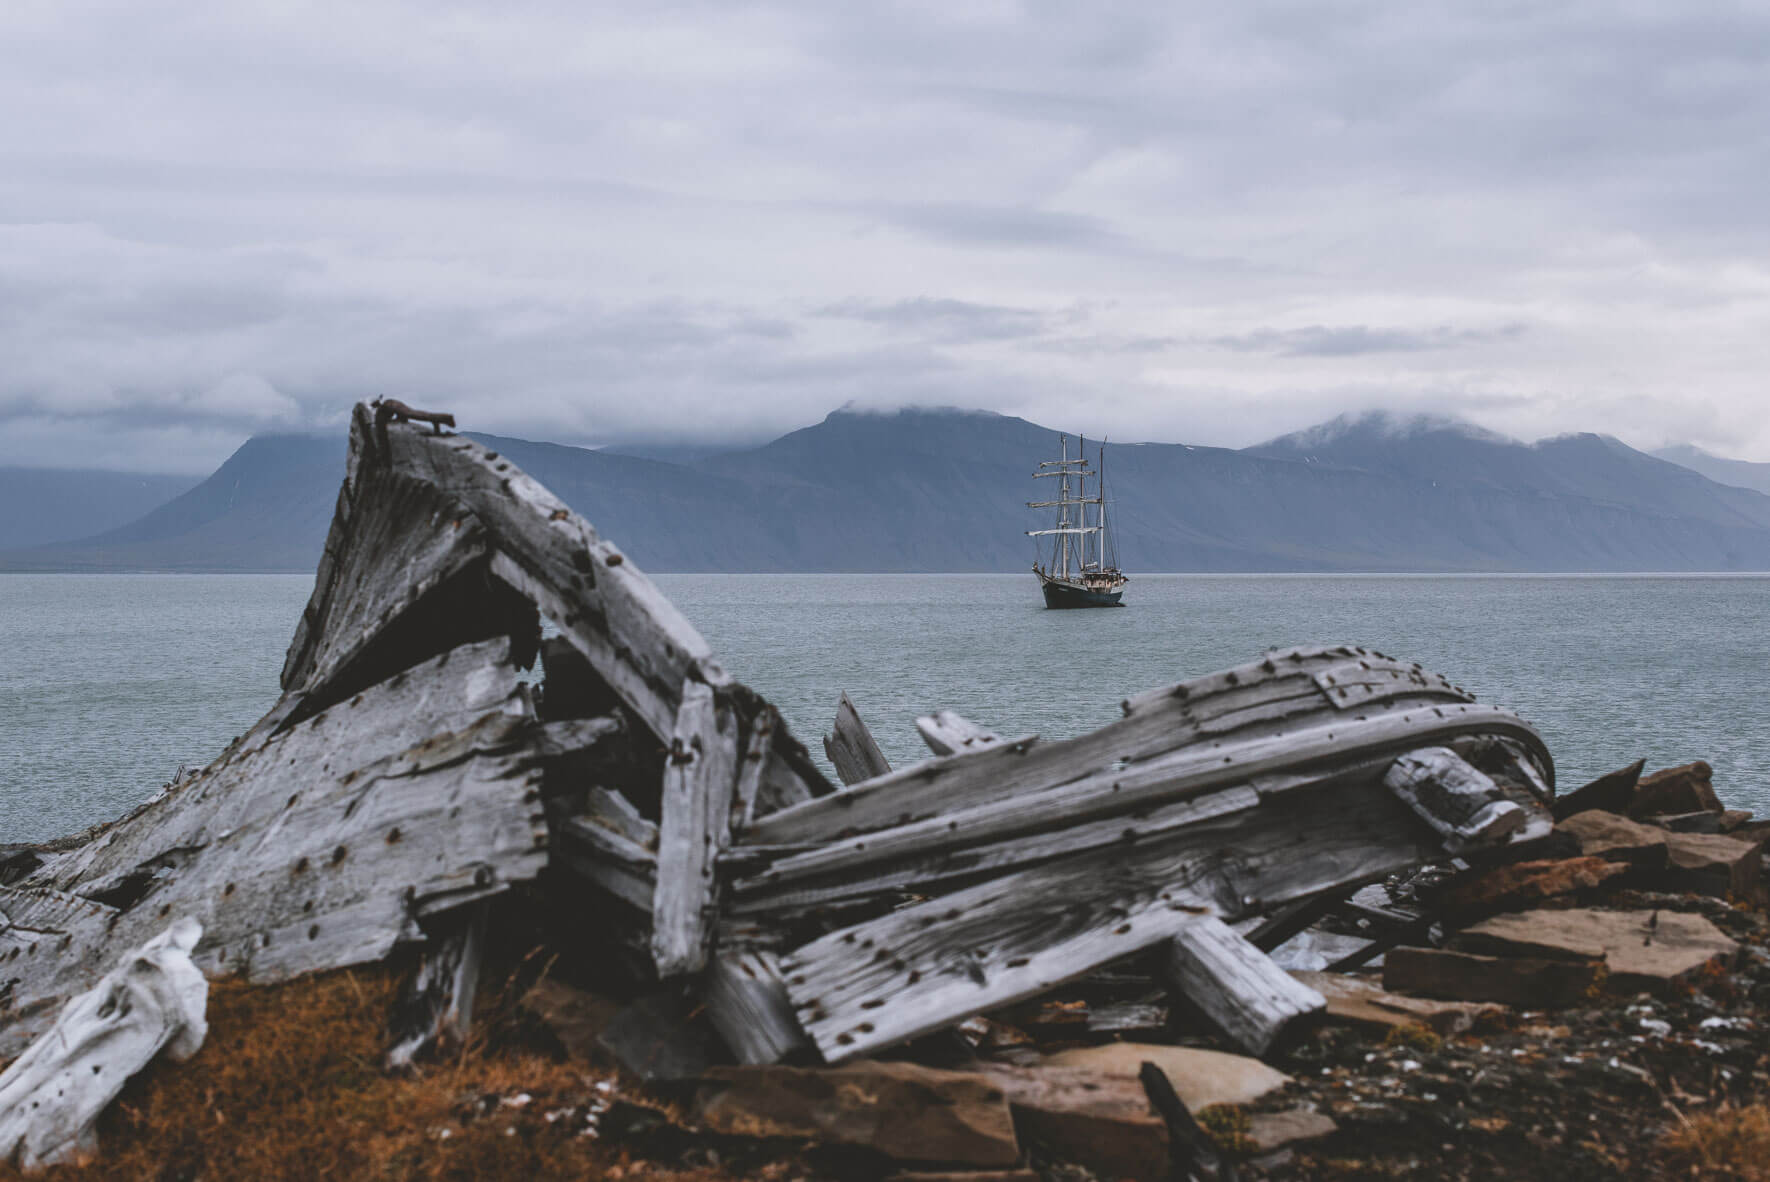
left=2, top=572, right=1767, bottom=845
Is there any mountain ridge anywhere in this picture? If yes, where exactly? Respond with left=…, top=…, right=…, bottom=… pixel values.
left=7, top=407, right=1770, bottom=573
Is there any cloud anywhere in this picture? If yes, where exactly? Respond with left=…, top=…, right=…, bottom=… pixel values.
left=1209, top=323, right=1528, bottom=357
left=2, top=0, right=1770, bottom=471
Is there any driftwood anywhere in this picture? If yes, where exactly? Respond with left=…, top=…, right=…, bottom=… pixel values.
left=3, top=402, right=1567, bottom=1119
left=0, top=919, right=207, bottom=1171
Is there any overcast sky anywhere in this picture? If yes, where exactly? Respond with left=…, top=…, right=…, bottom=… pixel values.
left=4, top=1, right=1767, bottom=472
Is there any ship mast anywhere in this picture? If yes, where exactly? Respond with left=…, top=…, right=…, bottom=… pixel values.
left=1028, top=432, right=1104, bottom=582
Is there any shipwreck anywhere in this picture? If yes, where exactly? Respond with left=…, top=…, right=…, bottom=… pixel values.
left=2, top=401, right=1586, bottom=1168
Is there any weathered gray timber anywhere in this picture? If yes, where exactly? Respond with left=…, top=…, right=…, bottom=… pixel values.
left=822, top=691, right=891, bottom=786
left=651, top=680, right=742, bottom=977
left=1385, top=746, right=1527, bottom=851
left=0, top=919, right=207, bottom=1171
left=0, top=639, right=558, bottom=1058
left=1162, top=914, right=1326, bottom=1055
left=703, top=948, right=809, bottom=1065
left=915, top=710, right=1004, bottom=757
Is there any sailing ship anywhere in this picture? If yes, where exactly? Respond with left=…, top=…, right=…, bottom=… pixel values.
left=1027, top=433, right=1128, bottom=608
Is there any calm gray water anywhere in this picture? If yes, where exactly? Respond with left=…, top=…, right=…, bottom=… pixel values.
left=2, top=573, right=1767, bottom=844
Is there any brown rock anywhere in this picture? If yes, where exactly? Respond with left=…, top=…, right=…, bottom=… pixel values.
left=1553, top=758, right=1645, bottom=821
left=1655, top=811, right=1726, bottom=834
left=1556, top=810, right=1670, bottom=870
left=1720, top=810, right=1754, bottom=833
left=978, top=1045, right=1290, bottom=1180
left=978, top=1065, right=1165, bottom=1180
left=1628, top=760, right=1722, bottom=819
left=1040, top=1043, right=1290, bottom=1110
left=1438, top=856, right=1630, bottom=913
left=1663, top=831, right=1765, bottom=904
left=697, top=1061, right=1020, bottom=1167
left=1451, top=907, right=1739, bottom=995
left=1247, top=1107, right=1339, bottom=1153
left=1294, top=970, right=1505, bottom=1034
left=1384, top=946, right=1601, bottom=1008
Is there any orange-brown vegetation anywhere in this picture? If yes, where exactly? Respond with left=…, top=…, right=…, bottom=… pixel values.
left=0, top=968, right=740, bottom=1182
left=1660, top=1105, right=1770, bottom=1181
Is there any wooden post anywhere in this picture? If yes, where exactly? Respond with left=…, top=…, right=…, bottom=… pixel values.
left=385, top=902, right=490, bottom=1070
left=823, top=691, right=891, bottom=786
left=652, top=679, right=740, bottom=978
left=1163, top=913, right=1325, bottom=1056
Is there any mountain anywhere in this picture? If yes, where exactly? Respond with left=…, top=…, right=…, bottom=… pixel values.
left=8, top=407, right=1770, bottom=573
left=0, top=468, right=200, bottom=550
left=1653, top=444, right=1770, bottom=497
left=0, top=434, right=345, bottom=571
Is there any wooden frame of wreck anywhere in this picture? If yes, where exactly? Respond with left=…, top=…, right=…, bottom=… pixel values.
left=0, top=403, right=1559, bottom=1070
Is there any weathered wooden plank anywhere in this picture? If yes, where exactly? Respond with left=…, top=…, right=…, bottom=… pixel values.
left=651, top=679, right=741, bottom=978
left=280, top=464, right=493, bottom=703
left=1163, top=913, right=1325, bottom=1055
left=745, top=653, right=1485, bottom=847
left=1384, top=747, right=1527, bottom=851
left=1, top=641, right=565, bottom=1060
left=779, top=777, right=1437, bottom=1062
left=915, top=710, right=1004, bottom=757
left=0, top=918, right=207, bottom=1171
left=728, top=786, right=1261, bottom=917
left=557, top=793, right=658, bottom=914
left=823, top=692, right=891, bottom=785
left=747, top=705, right=1548, bottom=890
left=385, top=901, right=489, bottom=1070
left=731, top=706, right=777, bottom=832
left=704, top=949, right=809, bottom=1065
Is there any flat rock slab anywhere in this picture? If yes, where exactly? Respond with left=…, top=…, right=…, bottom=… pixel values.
left=1629, top=761, right=1721, bottom=819
left=1294, top=970, right=1504, bottom=1034
left=978, top=1045, right=1290, bottom=1181
left=1384, top=947, right=1600, bottom=1008
left=1041, top=1042, right=1290, bottom=1110
left=1662, top=831, right=1764, bottom=904
left=1437, top=856, right=1630, bottom=914
left=1452, top=907, right=1738, bottom=995
left=696, top=1061, right=1020, bottom=1167
left=1557, top=810, right=1669, bottom=869
left=1248, top=1106, right=1340, bottom=1153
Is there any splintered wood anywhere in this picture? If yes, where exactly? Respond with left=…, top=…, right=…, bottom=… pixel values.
left=2, top=402, right=1562, bottom=1091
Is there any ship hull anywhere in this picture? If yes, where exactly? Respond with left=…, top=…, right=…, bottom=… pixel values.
left=1037, top=573, right=1125, bottom=609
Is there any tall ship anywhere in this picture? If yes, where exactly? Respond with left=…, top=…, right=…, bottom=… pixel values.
left=1027, top=433, right=1128, bottom=608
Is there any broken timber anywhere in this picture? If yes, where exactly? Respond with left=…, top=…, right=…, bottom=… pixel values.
left=3, top=402, right=1561, bottom=1086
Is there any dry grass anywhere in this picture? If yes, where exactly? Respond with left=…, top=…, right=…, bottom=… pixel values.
left=0, top=967, right=741, bottom=1181
left=1660, top=1105, right=1770, bottom=1180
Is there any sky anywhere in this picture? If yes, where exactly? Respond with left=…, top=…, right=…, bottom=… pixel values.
left=3, top=0, right=1768, bottom=473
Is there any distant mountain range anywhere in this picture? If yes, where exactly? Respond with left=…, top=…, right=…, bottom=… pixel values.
left=1651, top=444, right=1770, bottom=498
left=5, top=408, right=1770, bottom=573
left=0, top=468, right=200, bottom=551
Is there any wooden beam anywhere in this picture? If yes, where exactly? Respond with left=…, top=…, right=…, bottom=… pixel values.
left=914, top=710, right=1003, bottom=757
left=0, top=918, right=208, bottom=1171
left=746, top=705, right=1549, bottom=890
left=651, top=679, right=740, bottom=978
left=823, top=692, right=891, bottom=786
left=1384, top=746, right=1527, bottom=852
left=704, top=949, right=809, bottom=1065
left=1162, top=913, right=1325, bottom=1056
left=745, top=649, right=1527, bottom=847
left=778, top=777, right=1436, bottom=1062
